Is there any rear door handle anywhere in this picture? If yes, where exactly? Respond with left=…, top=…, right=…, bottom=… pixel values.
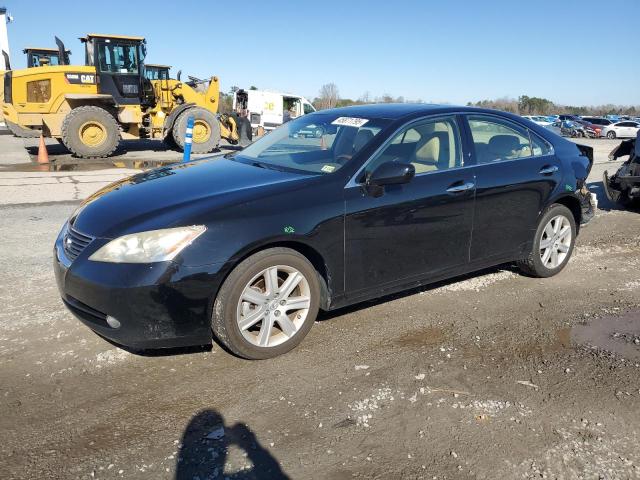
left=446, top=181, right=475, bottom=194
left=539, top=165, right=559, bottom=175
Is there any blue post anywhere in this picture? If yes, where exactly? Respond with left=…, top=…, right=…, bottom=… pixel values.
left=182, top=116, right=194, bottom=162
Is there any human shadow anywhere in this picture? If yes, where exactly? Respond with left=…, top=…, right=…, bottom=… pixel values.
left=175, top=409, right=290, bottom=480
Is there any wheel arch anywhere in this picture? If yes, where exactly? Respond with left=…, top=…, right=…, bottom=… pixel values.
left=217, top=240, right=333, bottom=311
left=548, top=194, right=582, bottom=232
left=63, top=95, right=117, bottom=115
left=162, top=102, right=196, bottom=138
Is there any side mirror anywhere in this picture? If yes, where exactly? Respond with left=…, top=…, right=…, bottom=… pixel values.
left=367, top=161, right=415, bottom=187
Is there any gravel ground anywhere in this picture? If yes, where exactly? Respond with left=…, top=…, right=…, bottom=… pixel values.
left=1, top=137, right=639, bottom=479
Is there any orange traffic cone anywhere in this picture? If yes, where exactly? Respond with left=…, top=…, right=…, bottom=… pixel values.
left=37, top=134, right=49, bottom=164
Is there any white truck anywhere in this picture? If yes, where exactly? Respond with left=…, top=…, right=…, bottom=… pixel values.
left=233, top=89, right=316, bottom=133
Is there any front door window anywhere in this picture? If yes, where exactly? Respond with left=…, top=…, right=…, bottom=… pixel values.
left=365, top=116, right=463, bottom=176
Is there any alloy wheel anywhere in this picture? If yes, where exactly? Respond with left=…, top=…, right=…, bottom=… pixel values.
left=236, top=265, right=311, bottom=347
left=539, top=215, right=572, bottom=269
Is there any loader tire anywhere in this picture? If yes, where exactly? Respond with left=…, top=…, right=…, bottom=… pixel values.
left=61, top=106, right=120, bottom=159
left=236, top=115, right=253, bottom=147
left=5, top=120, right=40, bottom=138
left=173, top=108, right=221, bottom=154
left=163, top=131, right=178, bottom=151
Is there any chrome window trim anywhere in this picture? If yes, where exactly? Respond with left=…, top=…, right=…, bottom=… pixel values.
left=344, top=111, right=557, bottom=189
left=344, top=113, right=467, bottom=189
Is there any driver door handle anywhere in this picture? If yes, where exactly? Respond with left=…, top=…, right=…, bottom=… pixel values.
left=446, top=181, right=475, bottom=194
left=539, top=165, right=558, bottom=175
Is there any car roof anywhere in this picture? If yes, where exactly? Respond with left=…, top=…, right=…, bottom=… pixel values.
left=314, top=103, right=510, bottom=120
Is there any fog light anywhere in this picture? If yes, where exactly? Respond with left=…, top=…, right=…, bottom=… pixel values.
left=106, top=315, right=121, bottom=329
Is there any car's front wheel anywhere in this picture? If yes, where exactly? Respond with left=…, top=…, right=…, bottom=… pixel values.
left=517, top=204, right=576, bottom=278
left=607, top=131, right=616, bottom=139
left=212, top=248, right=320, bottom=359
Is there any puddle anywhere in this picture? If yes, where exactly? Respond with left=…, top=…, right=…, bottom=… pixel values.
left=0, top=159, right=179, bottom=173
left=570, top=310, right=640, bottom=361
left=0, top=138, right=240, bottom=173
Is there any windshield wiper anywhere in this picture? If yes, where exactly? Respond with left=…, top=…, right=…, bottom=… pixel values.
left=249, top=160, right=267, bottom=169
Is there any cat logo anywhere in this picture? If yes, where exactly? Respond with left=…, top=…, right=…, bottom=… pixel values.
left=65, top=73, right=96, bottom=85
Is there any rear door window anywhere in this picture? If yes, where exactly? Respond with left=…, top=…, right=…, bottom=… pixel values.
left=467, top=116, right=533, bottom=164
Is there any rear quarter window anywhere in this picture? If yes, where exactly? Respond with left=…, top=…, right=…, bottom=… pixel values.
left=530, top=131, right=553, bottom=156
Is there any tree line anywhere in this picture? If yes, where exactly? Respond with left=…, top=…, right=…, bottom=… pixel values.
left=313, top=83, right=422, bottom=110
left=313, top=84, right=639, bottom=117
left=469, top=95, right=638, bottom=117
left=219, top=82, right=639, bottom=118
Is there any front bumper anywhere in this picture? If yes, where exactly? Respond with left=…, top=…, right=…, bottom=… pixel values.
left=54, top=226, right=225, bottom=350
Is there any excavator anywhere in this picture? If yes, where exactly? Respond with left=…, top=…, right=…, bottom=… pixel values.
left=2, top=34, right=241, bottom=157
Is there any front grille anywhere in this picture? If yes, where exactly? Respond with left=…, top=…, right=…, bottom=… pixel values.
left=63, top=225, right=94, bottom=261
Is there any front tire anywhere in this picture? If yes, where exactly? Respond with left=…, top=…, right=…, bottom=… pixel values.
left=607, top=131, right=616, bottom=139
left=172, top=108, right=221, bottom=154
left=61, top=106, right=120, bottom=158
left=212, top=248, right=320, bottom=359
left=517, top=204, right=576, bottom=278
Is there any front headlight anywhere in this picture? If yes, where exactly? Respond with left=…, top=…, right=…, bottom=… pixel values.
left=88, top=226, right=206, bottom=263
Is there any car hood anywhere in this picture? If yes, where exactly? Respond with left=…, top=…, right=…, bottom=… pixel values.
left=70, top=157, right=314, bottom=238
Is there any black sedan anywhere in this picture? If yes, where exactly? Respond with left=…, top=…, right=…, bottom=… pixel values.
left=54, top=104, right=595, bottom=359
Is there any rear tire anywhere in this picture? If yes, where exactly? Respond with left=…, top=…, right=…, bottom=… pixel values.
left=607, top=131, right=616, bottom=139
left=517, top=204, right=576, bottom=278
left=61, top=106, right=120, bottom=158
left=172, top=108, right=221, bottom=154
left=212, top=248, right=321, bottom=359
left=163, top=131, right=178, bottom=150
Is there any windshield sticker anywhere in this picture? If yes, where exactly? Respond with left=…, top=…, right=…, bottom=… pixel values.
left=321, top=165, right=336, bottom=173
left=331, top=117, right=369, bottom=128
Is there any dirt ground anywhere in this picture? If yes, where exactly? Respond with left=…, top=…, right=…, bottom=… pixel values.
left=1, top=136, right=640, bottom=480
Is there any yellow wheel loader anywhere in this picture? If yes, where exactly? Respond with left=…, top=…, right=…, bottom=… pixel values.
left=144, top=63, right=171, bottom=81
left=1, top=37, right=71, bottom=137
left=2, top=33, right=239, bottom=158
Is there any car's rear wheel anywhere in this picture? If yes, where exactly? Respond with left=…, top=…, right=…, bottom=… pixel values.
left=607, top=131, right=616, bottom=139
left=212, top=248, right=320, bottom=359
left=517, top=204, right=576, bottom=278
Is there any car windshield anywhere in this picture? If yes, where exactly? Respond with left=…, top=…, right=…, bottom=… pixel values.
left=233, top=113, right=391, bottom=174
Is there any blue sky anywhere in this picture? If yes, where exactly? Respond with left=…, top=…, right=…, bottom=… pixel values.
left=4, top=0, right=639, bottom=105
